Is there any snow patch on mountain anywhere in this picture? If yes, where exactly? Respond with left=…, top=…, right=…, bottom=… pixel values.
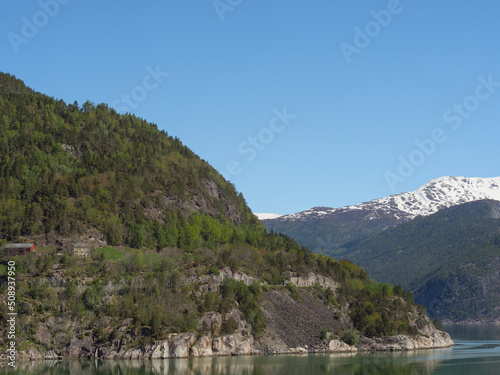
left=268, top=176, right=500, bottom=222
left=370, top=176, right=500, bottom=218
left=255, top=213, right=284, bottom=220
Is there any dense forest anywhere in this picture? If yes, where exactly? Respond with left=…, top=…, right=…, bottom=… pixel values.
left=0, top=72, right=439, bottom=356
left=344, top=200, right=500, bottom=321
left=262, top=208, right=400, bottom=257
left=0, top=72, right=267, bottom=250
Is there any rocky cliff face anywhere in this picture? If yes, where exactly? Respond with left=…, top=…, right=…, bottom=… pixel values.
left=16, top=316, right=453, bottom=361
left=11, top=272, right=453, bottom=361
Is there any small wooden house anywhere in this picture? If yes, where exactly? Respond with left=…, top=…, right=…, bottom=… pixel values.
left=71, top=243, right=92, bottom=258
left=3, top=243, right=36, bottom=256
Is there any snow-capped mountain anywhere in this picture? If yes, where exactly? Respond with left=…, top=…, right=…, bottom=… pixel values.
left=260, top=177, right=500, bottom=323
left=260, top=176, right=500, bottom=253
left=265, top=176, right=500, bottom=223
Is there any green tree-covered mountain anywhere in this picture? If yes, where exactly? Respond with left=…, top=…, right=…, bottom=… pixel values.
left=262, top=207, right=401, bottom=256
left=0, top=72, right=450, bottom=359
left=344, top=200, right=500, bottom=322
left=0, top=72, right=263, bottom=249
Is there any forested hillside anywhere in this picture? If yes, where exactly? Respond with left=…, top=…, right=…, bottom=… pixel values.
left=0, top=72, right=264, bottom=250
left=344, top=200, right=500, bottom=321
left=0, top=73, right=450, bottom=359
left=262, top=208, right=400, bottom=256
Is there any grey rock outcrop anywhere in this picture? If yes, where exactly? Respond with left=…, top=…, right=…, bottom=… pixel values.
left=288, top=272, right=338, bottom=289
left=327, top=340, right=358, bottom=353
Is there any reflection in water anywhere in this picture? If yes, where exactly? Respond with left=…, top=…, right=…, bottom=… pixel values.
left=444, top=324, right=500, bottom=341
left=3, top=326, right=500, bottom=375
left=0, top=352, right=441, bottom=375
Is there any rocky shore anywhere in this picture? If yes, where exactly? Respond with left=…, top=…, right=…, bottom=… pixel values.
left=4, top=270, right=454, bottom=362
left=11, top=290, right=453, bottom=362
left=14, top=327, right=453, bottom=362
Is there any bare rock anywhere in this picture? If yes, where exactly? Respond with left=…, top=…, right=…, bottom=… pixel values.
left=190, top=335, right=213, bottom=357
left=212, top=333, right=255, bottom=356
left=35, top=326, right=52, bottom=346
left=327, top=339, right=358, bottom=353
left=198, top=312, right=222, bottom=336
left=16, top=347, right=42, bottom=361
left=289, top=347, right=308, bottom=354
left=220, top=267, right=256, bottom=286
left=105, top=351, right=118, bottom=359
left=202, top=179, right=221, bottom=199
left=358, top=329, right=454, bottom=352
left=43, top=350, right=60, bottom=360
left=62, top=336, right=94, bottom=357
left=288, top=272, right=338, bottom=290
left=170, top=333, right=197, bottom=358
left=79, top=228, right=107, bottom=247
left=48, top=274, right=66, bottom=287
left=253, top=331, right=290, bottom=354
left=150, top=341, right=170, bottom=359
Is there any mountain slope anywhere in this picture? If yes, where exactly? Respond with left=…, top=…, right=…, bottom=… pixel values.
left=0, top=72, right=452, bottom=359
left=261, top=176, right=500, bottom=254
left=344, top=200, right=500, bottom=322
left=0, top=72, right=260, bottom=249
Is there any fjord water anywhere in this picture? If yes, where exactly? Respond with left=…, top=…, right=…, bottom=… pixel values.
left=4, top=325, right=500, bottom=374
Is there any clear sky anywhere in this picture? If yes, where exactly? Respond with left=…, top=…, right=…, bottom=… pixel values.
left=2, top=0, right=500, bottom=215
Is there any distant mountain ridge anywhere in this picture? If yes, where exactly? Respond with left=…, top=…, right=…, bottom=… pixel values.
left=262, top=176, right=500, bottom=222
left=260, top=176, right=500, bottom=252
left=259, top=177, right=500, bottom=322
left=345, top=199, right=500, bottom=322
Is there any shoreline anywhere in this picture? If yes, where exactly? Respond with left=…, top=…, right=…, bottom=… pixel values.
left=10, top=331, right=454, bottom=363
left=10, top=345, right=456, bottom=364
left=442, top=321, right=500, bottom=326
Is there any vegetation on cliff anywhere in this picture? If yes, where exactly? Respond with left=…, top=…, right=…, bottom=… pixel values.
left=0, top=73, right=442, bottom=357
left=0, top=245, right=431, bottom=355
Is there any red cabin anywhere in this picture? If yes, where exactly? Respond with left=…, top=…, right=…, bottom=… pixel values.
left=3, top=243, right=36, bottom=256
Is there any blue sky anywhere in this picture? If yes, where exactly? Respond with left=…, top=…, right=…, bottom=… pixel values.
left=2, top=0, right=500, bottom=214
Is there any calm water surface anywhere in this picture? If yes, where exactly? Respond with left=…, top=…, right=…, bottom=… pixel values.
left=2, top=325, right=500, bottom=374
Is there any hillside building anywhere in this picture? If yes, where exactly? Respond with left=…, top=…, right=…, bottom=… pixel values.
left=3, top=243, right=36, bottom=256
